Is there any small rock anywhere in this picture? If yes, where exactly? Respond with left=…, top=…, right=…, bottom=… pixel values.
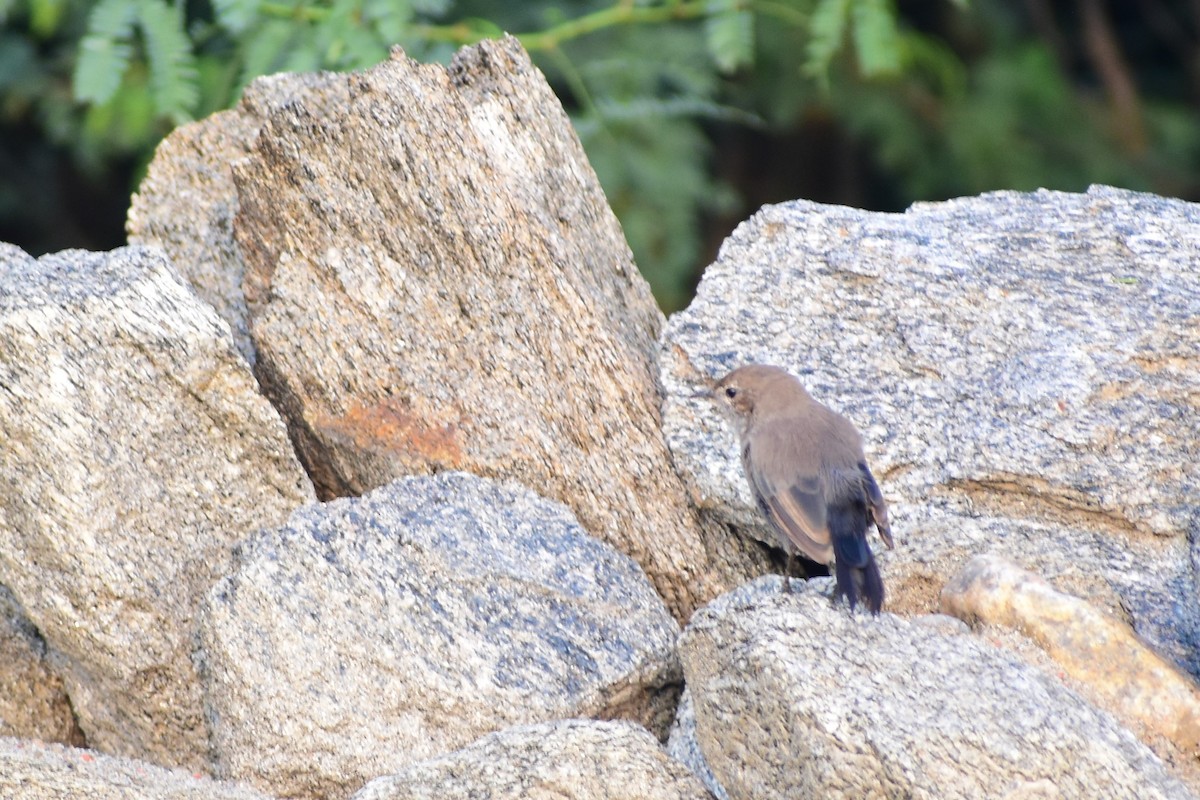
left=0, top=737, right=277, bottom=800
left=666, top=690, right=728, bottom=800
left=943, top=554, right=1200, bottom=758
left=352, top=719, right=711, bottom=800
left=0, top=585, right=83, bottom=746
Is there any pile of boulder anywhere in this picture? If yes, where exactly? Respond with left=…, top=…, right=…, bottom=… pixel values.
left=2, top=35, right=1197, bottom=800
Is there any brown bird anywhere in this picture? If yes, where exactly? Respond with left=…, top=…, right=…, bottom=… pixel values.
left=710, top=364, right=893, bottom=613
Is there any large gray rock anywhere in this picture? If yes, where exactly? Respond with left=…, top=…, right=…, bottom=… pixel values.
left=229, top=35, right=768, bottom=620
left=0, top=737, right=277, bottom=800
left=0, top=245, right=315, bottom=768
left=660, top=186, right=1200, bottom=671
left=128, top=72, right=342, bottom=365
left=680, top=577, right=1195, bottom=799
left=352, top=719, right=712, bottom=800
left=0, top=585, right=82, bottom=746
left=198, top=472, right=682, bottom=800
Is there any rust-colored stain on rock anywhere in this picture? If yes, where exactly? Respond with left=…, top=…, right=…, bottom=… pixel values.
left=320, top=399, right=465, bottom=468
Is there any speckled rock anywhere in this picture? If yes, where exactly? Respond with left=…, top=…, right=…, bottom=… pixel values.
left=659, top=186, right=1200, bottom=673
left=0, top=244, right=315, bottom=769
left=352, top=719, right=711, bottom=800
left=0, top=585, right=82, bottom=746
left=0, top=737, right=277, bottom=800
left=198, top=472, right=681, bottom=800
left=666, top=690, right=727, bottom=800
left=128, top=71, right=343, bottom=365
left=943, top=554, right=1200, bottom=758
left=230, top=36, right=768, bottom=620
left=680, top=576, right=1195, bottom=799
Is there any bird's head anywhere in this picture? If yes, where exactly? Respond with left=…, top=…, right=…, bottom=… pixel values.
left=711, top=370, right=758, bottom=418
left=707, top=363, right=802, bottom=423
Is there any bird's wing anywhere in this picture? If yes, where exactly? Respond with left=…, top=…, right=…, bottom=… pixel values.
left=743, top=424, right=833, bottom=564
left=859, top=462, right=893, bottom=549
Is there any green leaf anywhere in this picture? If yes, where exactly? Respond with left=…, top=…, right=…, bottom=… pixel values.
left=238, top=18, right=295, bottom=90
left=315, top=0, right=357, bottom=65
left=587, top=96, right=762, bottom=128
left=30, top=0, right=69, bottom=36
left=193, top=53, right=241, bottom=117
left=282, top=31, right=322, bottom=74
left=212, top=0, right=261, bottom=35
left=331, top=0, right=390, bottom=70
left=851, top=0, right=900, bottom=76
left=340, top=26, right=390, bottom=70
left=365, top=0, right=413, bottom=43
left=138, top=0, right=198, bottom=123
left=72, top=0, right=137, bottom=105
left=805, top=0, right=849, bottom=81
left=898, top=28, right=965, bottom=98
left=579, top=109, right=733, bottom=312
left=81, top=66, right=157, bottom=156
left=411, top=0, right=449, bottom=14
left=704, top=7, right=753, bottom=74
left=0, top=34, right=39, bottom=92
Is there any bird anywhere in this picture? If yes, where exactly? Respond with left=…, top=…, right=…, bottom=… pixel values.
left=708, top=364, right=893, bottom=614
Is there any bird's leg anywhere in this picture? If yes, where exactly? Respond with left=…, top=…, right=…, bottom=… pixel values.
left=783, top=551, right=795, bottom=593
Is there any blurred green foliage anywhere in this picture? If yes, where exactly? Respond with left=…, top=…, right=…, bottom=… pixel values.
left=1, top=1, right=1197, bottom=311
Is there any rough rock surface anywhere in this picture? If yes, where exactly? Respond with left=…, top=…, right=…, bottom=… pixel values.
left=666, top=690, right=727, bottom=800
left=0, top=737, right=277, bottom=800
left=0, top=245, right=315, bottom=768
left=352, top=719, right=712, bottom=800
left=0, top=585, right=83, bottom=746
left=659, top=186, right=1200, bottom=671
left=680, top=576, right=1195, bottom=799
left=230, top=36, right=768, bottom=620
left=128, top=72, right=341, bottom=365
left=943, top=554, right=1200, bottom=758
left=198, top=472, right=682, bottom=800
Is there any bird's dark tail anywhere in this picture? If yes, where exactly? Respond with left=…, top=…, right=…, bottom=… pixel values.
left=829, top=500, right=884, bottom=615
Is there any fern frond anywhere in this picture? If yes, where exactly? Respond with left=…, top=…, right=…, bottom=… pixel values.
left=589, top=96, right=764, bottom=127
left=30, top=0, right=69, bottom=36
left=138, top=0, right=198, bottom=123
left=238, top=18, right=294, bottom=90
left=339, top=26, right=389, bottom=70
left=282, top=41, right=322, bottom=74
left=72, top=0, right=137, bottom=104
left=804, top=0, right=849, bottom=82
left=363, top=0, right=407, bottom=43
left=851, top=0, right=900, bottom=76
left=705, top=6, right=753, bottom=74
left=410, top=0, right=449, bottom=14
left=212, top=0, right=262, bottom=35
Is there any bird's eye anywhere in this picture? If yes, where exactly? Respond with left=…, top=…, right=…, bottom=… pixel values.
left=724, top=386, right=738, bottom=398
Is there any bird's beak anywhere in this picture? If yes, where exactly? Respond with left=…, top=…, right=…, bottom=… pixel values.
left=691, top=385, right=715, bottom=400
